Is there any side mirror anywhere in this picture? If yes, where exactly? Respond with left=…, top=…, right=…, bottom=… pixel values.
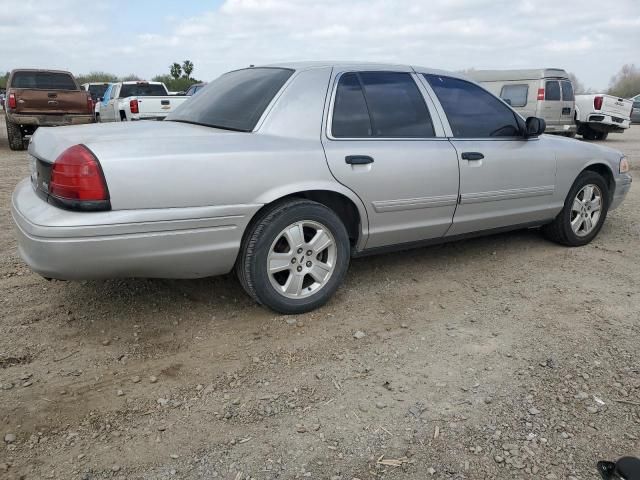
left=525, top=117, right=546, bottom=138
left=598, top=456, right=640, bottom=479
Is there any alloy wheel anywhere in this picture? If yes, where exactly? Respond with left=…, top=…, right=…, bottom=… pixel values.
left=570, top=184, right=602, bottom=237
left=266, top=220, right=337, bottom=299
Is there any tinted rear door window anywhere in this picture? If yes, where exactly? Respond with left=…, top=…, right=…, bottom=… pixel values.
left=167, top=67, right=293, bottom=131
left=500, top=84, right=528, bottom=107
left=545, top=81, right=561, bottom=101
left=424, top=74, right=521, bottom=138
left=332, top=72, right=434, bottom=138
left=332, top=73, right=372, bottom=138
left=11, top=72, right=77, bottom=90
left=560, top=80, right=574, bottom=101
left=359, top=72, right=434, bottom=137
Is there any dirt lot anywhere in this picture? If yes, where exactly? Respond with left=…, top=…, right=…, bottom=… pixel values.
left=0, top=119, right=639, bottom=480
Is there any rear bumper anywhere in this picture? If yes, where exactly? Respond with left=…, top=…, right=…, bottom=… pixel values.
left=610, top=174, right=632, bottom=211
left=584, top=114, right=631, bottom=132
left=11, top=179, right=261, bottom=280
left=7, top=113, right=94, bottom=127
left=131, top=115, right=167, bottom=121
left=544, top=123, right=577, bottom=134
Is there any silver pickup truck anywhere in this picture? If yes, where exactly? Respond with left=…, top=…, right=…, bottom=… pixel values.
left=96, top=81, right=188, bottom=122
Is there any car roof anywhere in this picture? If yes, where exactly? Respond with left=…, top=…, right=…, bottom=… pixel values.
left=10, top=68, right=74, bottom=75
left=466, top=68, right=569, bottom=81
left=259, top=61, right=468, bottom=79
left=120, top=81, right=162, bottom=85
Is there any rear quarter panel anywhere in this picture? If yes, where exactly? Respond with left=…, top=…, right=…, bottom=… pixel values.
left=85, top=67, right=369, bottom=241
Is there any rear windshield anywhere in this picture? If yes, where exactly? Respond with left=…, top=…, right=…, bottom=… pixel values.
left=119, top=83, right=167, bottom=97
left=87, top=84, right=109, bottom=100
left=166, top=67, right=294, bottom=131
left=11, top=71, right=77, bottom=90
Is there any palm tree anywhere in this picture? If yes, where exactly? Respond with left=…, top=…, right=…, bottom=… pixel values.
left=170, top=63, right=182, bottom=80
left=182, top=60, right=194, bottom=80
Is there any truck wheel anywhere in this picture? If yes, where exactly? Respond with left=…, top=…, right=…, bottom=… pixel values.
left=596, top=132, right=609, bottom=141
left=236, top=199, right=350, bottom=314
left=542, top=171, right=609, bottom=247
left=6, top=119, right=25, bottom=151
left=581, top=125, right=597, bottom=140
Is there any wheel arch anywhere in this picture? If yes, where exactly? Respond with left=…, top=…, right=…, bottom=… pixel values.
left=581, top=162, right=615, bottom=200
left=249, top=184, right=369, bottom=251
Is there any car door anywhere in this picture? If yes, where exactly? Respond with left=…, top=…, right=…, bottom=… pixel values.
left=422, top=74, right=557, bottom=236
left=100, top=84, right=115, bottom=122
left=541, top=79, right=562, bottom=128
left=560, top=80, right=575, bottom=127
left=321, top=70, right=460, bottom=249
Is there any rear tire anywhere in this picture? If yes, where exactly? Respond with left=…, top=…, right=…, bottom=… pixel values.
left=237, top=199, right=350, bottom=314
left=6, top=119, right=25, bottom=151
left=542, top=171, right=609, bottom=246
left=581, top=124, right=598, bottom=140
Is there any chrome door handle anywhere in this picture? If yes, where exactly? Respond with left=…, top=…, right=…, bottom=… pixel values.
left=461, top=152, right=484, bottom=161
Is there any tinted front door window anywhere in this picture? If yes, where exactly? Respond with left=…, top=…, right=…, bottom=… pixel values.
left=424, top=75, right=521, bottom=138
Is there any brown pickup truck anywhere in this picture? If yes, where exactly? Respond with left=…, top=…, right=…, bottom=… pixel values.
left=4, top=69, right=94, bottom=150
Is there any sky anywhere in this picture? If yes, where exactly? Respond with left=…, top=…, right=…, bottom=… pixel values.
left=0, top=0, right=638, bottom=91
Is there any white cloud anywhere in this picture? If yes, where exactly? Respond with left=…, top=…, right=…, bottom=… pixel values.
left=544, top=37, right=594, bottom=53
left=0, top=0, right=638, bottom=90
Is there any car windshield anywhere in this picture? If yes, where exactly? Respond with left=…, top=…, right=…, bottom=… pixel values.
left=166, top=67, right=294, bottom=131
left=11, top=71, right=77, bottom=90
left=87, top=84, right=109, bottom=100
left=119, top=83, right=167, bottom=97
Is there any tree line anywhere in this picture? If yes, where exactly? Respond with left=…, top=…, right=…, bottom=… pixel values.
left=0, top=62, right=638, bottom=98
left=0, top=60, right=201, bottom=93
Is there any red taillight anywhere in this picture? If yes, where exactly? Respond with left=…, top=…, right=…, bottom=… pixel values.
left=87, top=93, right=94, bottom=113
left=129, top=99, right=139, bottom=114
left=594, top=96, right=603, bottom=110
left=537, top=88, right=545, bottom=101
left=8, top=92, right=16, bottom=109
left=50, top=145, right=109, bottom=203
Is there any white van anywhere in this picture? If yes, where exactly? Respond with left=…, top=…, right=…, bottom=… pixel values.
left=467, top=69, right=576, bottom=136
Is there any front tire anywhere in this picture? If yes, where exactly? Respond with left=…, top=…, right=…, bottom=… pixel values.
left=237, top=199, right=350, bottom=314
left=542, top=171, right=609, bottom=246
left=6, top=119, right=25, bottom=151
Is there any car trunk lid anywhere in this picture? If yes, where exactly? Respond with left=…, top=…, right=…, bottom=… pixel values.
left=28, top=119, right=243, bottom=164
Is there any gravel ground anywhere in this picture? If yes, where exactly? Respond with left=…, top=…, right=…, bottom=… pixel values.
left=0, top=118, right=639, bottom=480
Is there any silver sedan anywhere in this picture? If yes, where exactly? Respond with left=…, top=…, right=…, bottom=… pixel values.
left=12, top=62, right=632, bottom=313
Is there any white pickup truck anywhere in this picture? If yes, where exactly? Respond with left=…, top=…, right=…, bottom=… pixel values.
left=574, top=94, right=633, bottom=140
left=97, top=81, right=188, bottom=122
